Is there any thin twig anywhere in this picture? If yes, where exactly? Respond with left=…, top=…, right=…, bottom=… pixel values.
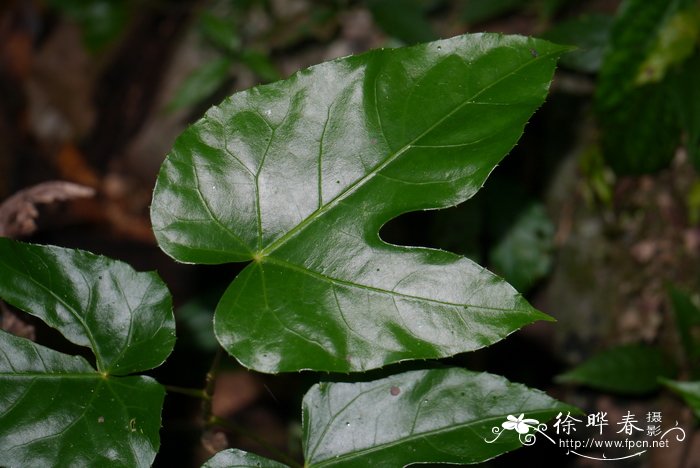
left=164, top=385, right=208, bottom=399
left=0, top=181, right=95, bottom=237
left=201, top=346, right=224, bottom=424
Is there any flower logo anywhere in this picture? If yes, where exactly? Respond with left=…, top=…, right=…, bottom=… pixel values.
left=502, top=414, right=540, bottom=434
left=486, top=413, right=545, bottom=445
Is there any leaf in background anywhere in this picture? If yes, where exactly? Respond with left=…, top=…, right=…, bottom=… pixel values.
left=461, top=0, right=528, bottom=24
left=199, top=11, right=241, bottom=54
left=556, top=344, right=676, bottom=395
left=490, top=204, right=554, bottom=293
left=202, top=448, right=288, bottom=467
left=662, top=379, right=700, bottom=419
left=151, top=33, right=567, bottom=373
left=635, top=4, right=700, bottom=85
left=176, top=296, right=219, bottom=353
left=240, top=50, right=282, bottom=83
left=303, top=368, right=574, bottom=466
left=669, top=287, right=700, bottom=374
left=670, top=52, right=700, bottom=169
left=0, top=238, right=175, bottom=466
left=168, top=57, right=233, bottom=112
left=542, top=14, right=614, bottom=73
left=48, top=0, right=129, bottom=52
left=595, top=0, right=698, bottom=174
left=366, top=0, right=436, bottom=44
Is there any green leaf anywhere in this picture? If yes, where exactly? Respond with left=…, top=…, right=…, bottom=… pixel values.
left=0, top=239, right=175, bottom=467
left=669, top=287, right=700, bottom=372
left=662, top=379, right=700, bottom=419
left=542, top=14, right=614, bottom=73
left=151, top=33, right=567, bottom=373
left=490, top=203, right=554, bottom=293
left=202, top=448, right=288, bottom=467
left=0, top=239, right=175, bottom=374
left=168, top=58, right=233, bottom=112
left=0, top=332, right=166, bottom=467
left=556, top=344, right=677, bottom=395
left=366, top=0, right=436, bottom=44
left=595, top=0, right=697, bottom=174
left=303, top=368, right=574, bottom=466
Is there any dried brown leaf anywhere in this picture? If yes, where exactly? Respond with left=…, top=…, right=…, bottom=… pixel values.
left=0, top=181, right=95, bottom=238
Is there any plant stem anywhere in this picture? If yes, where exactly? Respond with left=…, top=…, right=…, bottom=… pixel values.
left=202, top=346, right=224, bottom=422
left=209, top=415, right=303, bottom=468
left=201, top=348, right=302, bottom=467
left=164, top=385, right=208, bottom=399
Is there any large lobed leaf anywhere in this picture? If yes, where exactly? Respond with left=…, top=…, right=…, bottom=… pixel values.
left=152, top=33, right=568, bottom=373
left=0, top=238, right=175, bottom=467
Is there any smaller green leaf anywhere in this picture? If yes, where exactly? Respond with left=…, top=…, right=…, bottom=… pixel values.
left=542, top=14, right=613, bottom=73
left=0, top=332, right=165, bottom=467
left=0, top=238, right=175, bottom=374
left=669, top=287, right=700, bottom=372
left=168, top=58, right=233, bottom=112
left=366, top=0, right=436, bottom=44
left=556, top=344, right=677, bottom=395
left=303, top=368, right=574, bottom=466
left=202, top=448, right=288, bottom=467
left=662, top=379, right=700, bottom=419
left=0, top=239, right=175, bottom=467
left=490, top=203, right=554, bottom=293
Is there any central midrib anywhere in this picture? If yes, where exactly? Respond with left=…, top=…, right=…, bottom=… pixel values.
left=264, top=256, right=534, bottom=313
left=257, top=48, right=558, bottom=258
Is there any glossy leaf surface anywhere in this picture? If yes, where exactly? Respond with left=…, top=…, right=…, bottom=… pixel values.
left=0, top=239, right=175, bottom=374
left=202, top=448, right=288, bottom=468
left=302, top=368, right=573, bottom=466
left=151, top=33, right=567, bottom=373
left=556, top=344, right=675, bottom=395
left=0, top=239, right=175, bottom=467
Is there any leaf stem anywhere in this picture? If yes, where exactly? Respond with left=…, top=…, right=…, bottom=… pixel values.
left=164, top=385, right=209, bottom=399
left=202, top=346, right=224, bottom=421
